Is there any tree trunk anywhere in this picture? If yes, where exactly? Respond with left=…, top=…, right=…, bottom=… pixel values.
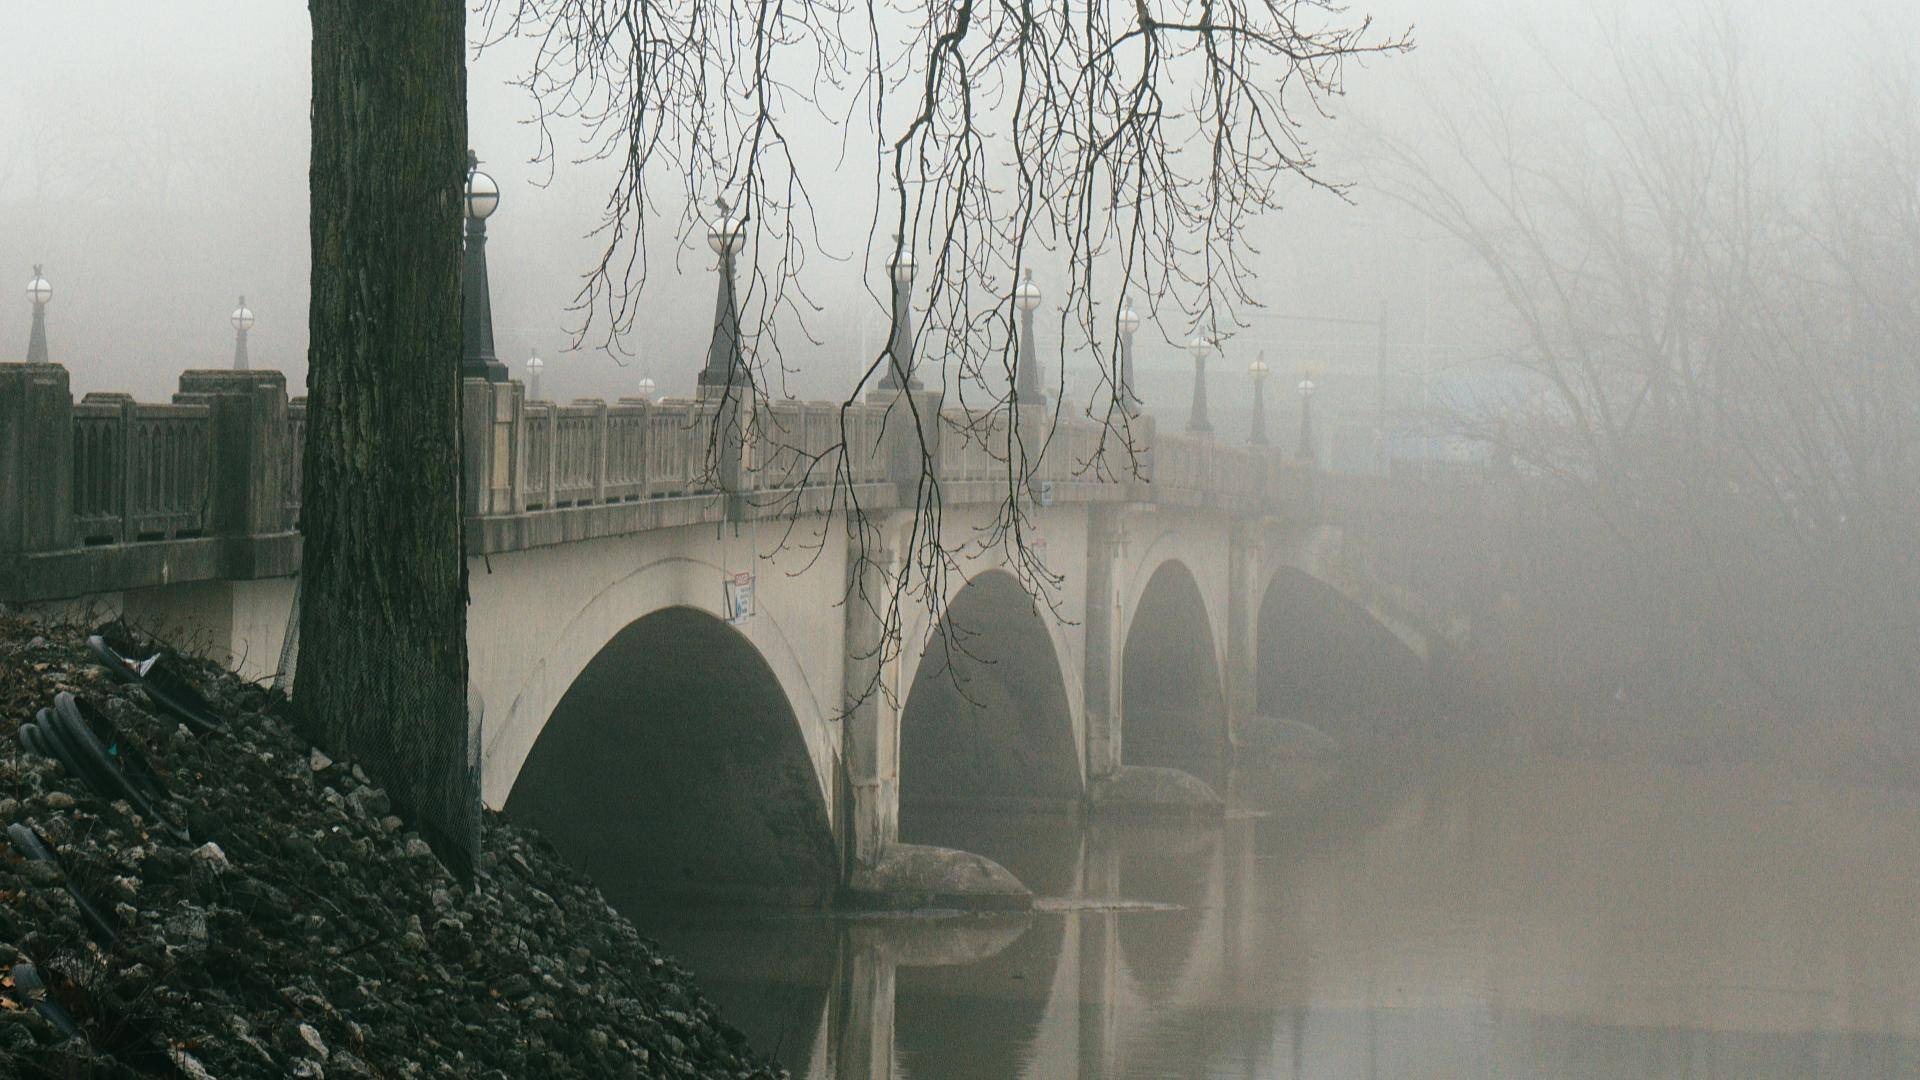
left=301, top=0, right=475, bottom=874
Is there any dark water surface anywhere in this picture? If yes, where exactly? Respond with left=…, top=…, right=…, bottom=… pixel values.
left=617, top=746, right=1920, bottom=1078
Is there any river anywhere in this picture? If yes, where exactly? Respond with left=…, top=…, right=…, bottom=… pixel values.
left=613, top=742, right=1920, bottom=1078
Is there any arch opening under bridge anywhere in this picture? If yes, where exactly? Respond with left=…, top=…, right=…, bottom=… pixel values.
left=503, top=605, right=838, bottom=907
left=899, top=569, right=1082, bottom=834
left=1256, top=568, right=1430, bottom=742
left=1122, top=559, right=1229, bottom=785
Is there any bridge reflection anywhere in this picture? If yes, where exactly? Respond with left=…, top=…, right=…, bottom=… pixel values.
left=625, top=743, right=1920, bottom=1079
left=632, top=812, right=1255, bottom=1079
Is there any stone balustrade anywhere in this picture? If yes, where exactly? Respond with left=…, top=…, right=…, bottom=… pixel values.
left=0, top=363, right=1313, bottom=603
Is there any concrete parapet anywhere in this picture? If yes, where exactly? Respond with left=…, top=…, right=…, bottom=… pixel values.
left=175, top=369, right=292, bottom=538
left=875, top=387, right=944, bottom=489
left=0, top=363, right=73, bottom=557
left=462, top=376, right=526, bottom=518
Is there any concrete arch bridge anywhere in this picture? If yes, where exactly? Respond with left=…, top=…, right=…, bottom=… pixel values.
left=1, top=363, right=1461, bottom=907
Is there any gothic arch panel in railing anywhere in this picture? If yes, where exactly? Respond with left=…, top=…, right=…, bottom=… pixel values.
left=801, top=404, right=837, bottom=483
left=71, top=400, right=127, bottom=544
left=522, top=402, right=553, bottom=510
left=1156, top=433, right=1213, bottom=493
left=127, top=404, right=210, bottom=540
left=747, top=402, right=840, bottom=490
left=604, top=403, right=648, bottom=502
left=844, top=404, right=889, bottom=485
left=749, top=401, right=803, bottom=491
left=1067, top=418, right=1110, bottom=482
left=938, top=408, right=1011, bottom=483
left=646, top=401, right=698, bottom=496
left=551, top=404, right=602, bottom=507
left=1036, top=417, right=1106, bottom=483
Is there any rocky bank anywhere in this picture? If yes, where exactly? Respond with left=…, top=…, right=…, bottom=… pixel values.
left=0, top=613, right=783, bottom=1078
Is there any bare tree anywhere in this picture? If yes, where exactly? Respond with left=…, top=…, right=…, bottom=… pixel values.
left=479, top=0, right=1406, bottom=695
left=1382, top=12, right=1920, bottom=768
left=294, top=1, right=1403, bottom=870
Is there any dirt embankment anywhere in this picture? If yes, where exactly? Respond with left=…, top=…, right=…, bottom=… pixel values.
left=0, top=613, right=783, bottom=1079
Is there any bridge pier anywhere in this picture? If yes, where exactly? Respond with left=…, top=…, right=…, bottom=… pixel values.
left=1080, top=505, right=1126, bottom=784
left=1224, top=515, right=1263, bottom=753
left=841, top=512, right=1030, bottom=909
left=1084, top=504, right=1227, bottom=818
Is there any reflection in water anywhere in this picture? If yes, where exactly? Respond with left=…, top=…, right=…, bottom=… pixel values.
left=621, top=745, right=1920, bottom=1078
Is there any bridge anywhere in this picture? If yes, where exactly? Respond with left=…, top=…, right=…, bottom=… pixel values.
left=0, top=359, right=1453, bottom=909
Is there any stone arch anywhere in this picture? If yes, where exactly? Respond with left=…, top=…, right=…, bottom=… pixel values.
left=1255, top=567, right=1429, bottom=739
left=503, top=605, right=838, bottom=906
left=1121, top=558, right=1229, bottom=783
left=898, top=569, right=1083, bottom=828
left=475, top=544, right=842, bottom=816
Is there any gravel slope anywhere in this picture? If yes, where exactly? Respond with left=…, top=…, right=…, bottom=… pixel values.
left=0, top=613, right=784, bottom=1079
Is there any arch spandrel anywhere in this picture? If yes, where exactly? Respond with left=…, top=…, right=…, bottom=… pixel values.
left=470, top=529, right=844, bottom=815
left=1118, top=516, right=1236, bottom=690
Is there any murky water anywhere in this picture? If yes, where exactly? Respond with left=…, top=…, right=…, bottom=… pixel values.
left=618, top=744, right=1920, bottom=1078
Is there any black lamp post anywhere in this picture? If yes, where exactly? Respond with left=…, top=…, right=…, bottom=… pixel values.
left=1186, top=336, right=1213, bottom=435
left=1118, top=298, right=1141, bottom=415
left=230, top=297, right=255, bottom=371
left=25, top=266, right=51, bottom=364
left=1013, top=269, right=1045, bottom=409
left=1248, top=354, right=1271, bottom=446
left=1297, top=372, right=1318, bottom=464
left=878, top=235, right=919, bottom=391
left=697, top=198, right=746, bottom=399
left=462, top=150, right=508, bottom=382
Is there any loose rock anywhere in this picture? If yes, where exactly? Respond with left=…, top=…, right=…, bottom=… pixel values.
left=0, top=614, right=780, bottom=1077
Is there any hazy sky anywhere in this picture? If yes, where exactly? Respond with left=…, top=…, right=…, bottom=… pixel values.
left=0, top=1, right=1911, bottom=407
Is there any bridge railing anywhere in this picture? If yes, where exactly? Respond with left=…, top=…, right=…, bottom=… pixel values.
left=70, top=393, right=215, bottom=545
left=938, top=408, right=1007, bottom=482
left=644, top=400, right=700, bottom=495
left=522, top=402, right=553, bottom=509
left=1154, top=432, right=1213, bottom=494
left=751, top=401, right=842, bottom=489
left=0, top=363, right=1319, bottom=597
left=603, top=400, right=649, bottom=502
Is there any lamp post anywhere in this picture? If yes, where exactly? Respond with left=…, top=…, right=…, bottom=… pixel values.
left=1186, top=336, right=1213, bottom=435
left=524, top=353, right=544, bottom=401
left=1013, top=268, right=1045, bottom=409
left=1248, top=354, right=1270, bottom=446
left=697, top=197, right=746, bottom=400
left=878, top=235, right=919, bottom=391
left=1297, top=371, right=1318, bottom=464
left=230, top=297, right=255, bottom=371
left=637, top=376, right=657, bottom=403
left=462, top=150, right=508, bottom=382
left=1118, top=298, right=1142, bottom=415
left=25, top=266, right=51, bottom=364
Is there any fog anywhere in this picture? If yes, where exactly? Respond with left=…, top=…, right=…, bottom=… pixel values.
left=5, top=1, right=1905, bottom=408
left=7, top=3, right=1920, bottom=1076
